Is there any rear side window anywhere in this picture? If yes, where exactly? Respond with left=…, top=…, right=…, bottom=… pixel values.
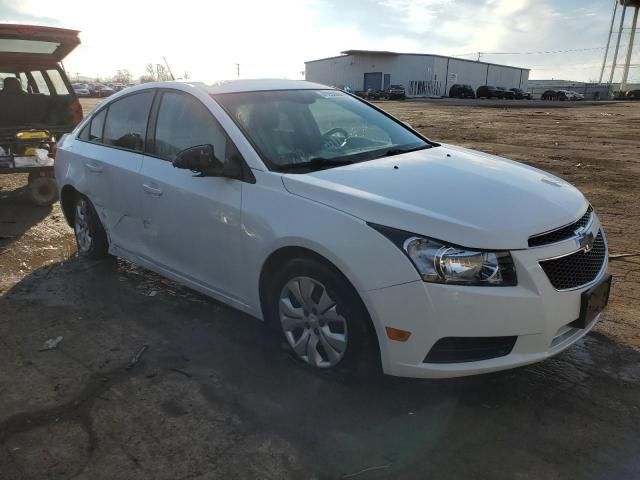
left=89, top=109, right=107, bottom=142
left=46, top=69, right=70, bottom=94
left=103, top=92, right=154, bottom=152
left=153, top=91, right=228, bottom=161
left=31, top=71, right=50, bottom=95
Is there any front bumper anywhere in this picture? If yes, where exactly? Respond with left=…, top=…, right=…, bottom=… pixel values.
left=362, top=219, right=609, bottom=379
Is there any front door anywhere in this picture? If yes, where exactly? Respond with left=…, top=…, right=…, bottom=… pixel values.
left=383, top=74, right=391, bottom=90
left=139, top=90, right=244, bottom=302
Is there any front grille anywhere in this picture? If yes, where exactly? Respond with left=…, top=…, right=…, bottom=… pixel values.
left=539, top=230, right=606, bottom=290
left=528, top=206, right=593, bottom=247
left=423, top=336, right=517, bottom=363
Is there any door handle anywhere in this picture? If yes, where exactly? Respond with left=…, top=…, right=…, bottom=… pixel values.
left=142, top=183, right=163, bottom=196
left=86, top=162, right=103, bottom=173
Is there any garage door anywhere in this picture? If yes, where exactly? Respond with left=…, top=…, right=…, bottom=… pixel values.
left=363, top=72, right=382, bottom=91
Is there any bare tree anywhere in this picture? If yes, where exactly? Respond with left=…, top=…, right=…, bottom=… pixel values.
left=113, top=69, right=132, bottom=84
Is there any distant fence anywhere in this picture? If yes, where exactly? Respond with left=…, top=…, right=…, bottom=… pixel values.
left=408, top=80, right=443, bottom=97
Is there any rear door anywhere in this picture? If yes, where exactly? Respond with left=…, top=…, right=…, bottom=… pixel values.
left=76, top=90, right=155, bottom=255
left=139, top=89, right=244, bottom=301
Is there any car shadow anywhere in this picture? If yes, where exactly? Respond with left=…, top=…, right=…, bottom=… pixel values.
left=2, top=257, right=640, bottom=479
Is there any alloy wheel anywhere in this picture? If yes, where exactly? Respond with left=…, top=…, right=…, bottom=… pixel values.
left=74, top=198, right=92, bottom=253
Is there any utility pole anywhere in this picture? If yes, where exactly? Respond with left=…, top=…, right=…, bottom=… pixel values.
left=236, top=64, right=240, bottom=78
left=163, top=56, right=175, bottom=81
left=599, top=0, right=618, bottom=83
left=620, top=5, right=639, bottom=90
left=609, top=0, right=628, bottom=83
left=476, top=52, right=482, bottom=61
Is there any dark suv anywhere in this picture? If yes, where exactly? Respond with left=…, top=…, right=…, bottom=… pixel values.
left=0, top=24, right=83, bottom=204
left=496, top=87, right=515, bottom=99
left=385, top=84, right=406, bottom=100
left=476, top=85, right=503, bottom=99
left=449, top=84, right=475, bottom=98
left=509, top=88, right=531, bottom=100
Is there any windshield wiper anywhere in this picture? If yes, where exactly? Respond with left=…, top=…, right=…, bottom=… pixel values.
left=277, top=157, right=355, bottom=172
left=382, top=144, right=432, bottom=157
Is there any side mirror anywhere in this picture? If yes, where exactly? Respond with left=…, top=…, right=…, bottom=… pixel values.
left=173, top=144, right=223, bottom=174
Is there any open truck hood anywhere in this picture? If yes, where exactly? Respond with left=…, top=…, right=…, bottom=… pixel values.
left=0, top=24, right=80, bottom=65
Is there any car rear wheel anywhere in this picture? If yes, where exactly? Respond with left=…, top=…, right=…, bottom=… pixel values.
left=27, top=174, right=58, bottom=206
left=74, top=195, right=109, bottom=258
left=268, top=257, right=380, bottom=377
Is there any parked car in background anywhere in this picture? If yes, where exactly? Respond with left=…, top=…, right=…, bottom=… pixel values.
left=449, top=84, right=475, bottom=98
left=626, top=89, right=640, bottom=100
left=476, top=85, right=503, bottom=99
left=55, top=79, right=611, bottom=379
left=96, top=85, right=115, bottom=97
left=385, top=84, right=406, bottom=100
left=541, top=90, right=569, bottom=101
left=0, top=24, right=83, bottom=205
left=563, top=90, right=584, bottom=101
left=73, top=84, right=90, bottom=96
left=86, top=83, right=101, bottom=96
left=509, top=88, right=531, bottom=100
left=497, top=87, right=515, bottom=99
left=365, top=88, right=382, bottom=100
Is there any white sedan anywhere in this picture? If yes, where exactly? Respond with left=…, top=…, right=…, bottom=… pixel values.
left=54, top=80, right=610, bottom=378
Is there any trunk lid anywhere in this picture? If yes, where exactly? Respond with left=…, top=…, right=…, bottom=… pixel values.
left=0, top=24, right=80, bottom=65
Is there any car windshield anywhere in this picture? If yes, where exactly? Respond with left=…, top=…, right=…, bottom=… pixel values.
left=214, top=89, right=430, bottom=172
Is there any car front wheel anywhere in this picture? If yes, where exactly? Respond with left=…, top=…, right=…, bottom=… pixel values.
left=268, top=257, right=380, bottom=376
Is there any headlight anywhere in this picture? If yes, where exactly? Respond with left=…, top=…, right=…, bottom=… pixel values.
left=370, top=224, right=517, bottom=286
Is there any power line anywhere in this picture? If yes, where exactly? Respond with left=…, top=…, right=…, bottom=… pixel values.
left=453, top=43, right=640, bottom=58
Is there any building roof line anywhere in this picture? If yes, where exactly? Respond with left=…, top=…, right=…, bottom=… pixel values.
left=305, top=49, right=530, bottom=71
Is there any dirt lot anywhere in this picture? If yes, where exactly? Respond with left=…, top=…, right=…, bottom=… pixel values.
left=1, top=99, right=639, bottom=479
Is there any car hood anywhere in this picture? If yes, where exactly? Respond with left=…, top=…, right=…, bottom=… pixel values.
left=281, top=144, right=588, bottom=250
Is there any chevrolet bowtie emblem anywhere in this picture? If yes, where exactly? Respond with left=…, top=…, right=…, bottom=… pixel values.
left=576, top=229, right=595, bottom=252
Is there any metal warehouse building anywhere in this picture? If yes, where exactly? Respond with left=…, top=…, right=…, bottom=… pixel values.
left=305, top=50, right=530, bottom=97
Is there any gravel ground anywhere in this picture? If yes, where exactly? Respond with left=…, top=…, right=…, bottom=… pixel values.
left=0, top=99, right=639, bottom=480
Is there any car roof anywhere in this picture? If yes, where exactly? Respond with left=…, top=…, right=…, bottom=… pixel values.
left=101, top=79, right=336, bottom=106
left=199, top=79, right=332, bottom=94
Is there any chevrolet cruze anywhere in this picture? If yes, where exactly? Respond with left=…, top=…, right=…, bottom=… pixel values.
left=55, top=80, right=611, bottom=378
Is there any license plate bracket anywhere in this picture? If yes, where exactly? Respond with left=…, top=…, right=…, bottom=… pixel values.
left=571, top=274, right=612, bottom=329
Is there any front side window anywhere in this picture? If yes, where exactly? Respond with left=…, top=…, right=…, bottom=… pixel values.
left=215, top=89, right=430, bottom=172
left=103, top=91, right=154, bottom=152
left=154, top=91, right=228, bottom=162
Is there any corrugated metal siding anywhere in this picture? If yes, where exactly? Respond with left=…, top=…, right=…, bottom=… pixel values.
left=306, top=54, right=529, bottom=98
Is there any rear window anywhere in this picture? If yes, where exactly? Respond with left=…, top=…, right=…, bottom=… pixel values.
left=31, top=70, right=50, bottom=95
left=0, top=72, right=29, bottom=90
left=0, top=38, right=59, bottom=55
left=47, top=69, right=69, bottom=94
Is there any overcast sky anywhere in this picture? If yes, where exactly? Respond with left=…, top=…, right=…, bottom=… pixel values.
left=2, top=0, right=638, bottom=83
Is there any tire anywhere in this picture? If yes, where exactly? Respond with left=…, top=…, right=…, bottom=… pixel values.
left=27, top=174, right=59, bottom=206
left=266, top=257, right=380, bottom=378
left=73, top=194, right=109, bottom=258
